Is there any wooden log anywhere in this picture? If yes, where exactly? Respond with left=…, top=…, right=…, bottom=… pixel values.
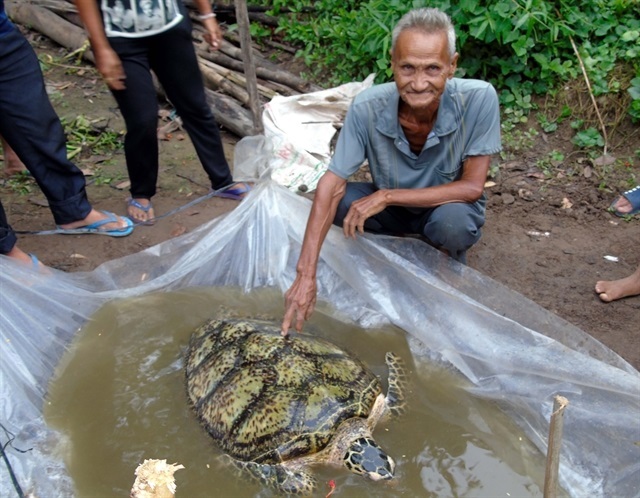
left=197, top=46, right=318, bottom=94
left=200, top=58, right=278, bottom=101
left=198, top=60, right=251, bottom=106
left=204, top=90, right=254, bottom=138
left=6, top=0, right=94, bottom=63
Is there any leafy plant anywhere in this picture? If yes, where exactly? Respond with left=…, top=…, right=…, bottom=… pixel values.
left=572, top=127, right=604, bottom=149
left=251, top=0, right=639, bottom=129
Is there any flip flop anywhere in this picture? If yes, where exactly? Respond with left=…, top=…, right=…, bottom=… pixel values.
left=127, top=198, right=155, bottom=225
left=28, top=253, right=40, bottom=269
left=56, top=211, right=134, bottom=237
left=609, top=185, right=640, bottom=217
left=214, top=182, right=253, bottom=200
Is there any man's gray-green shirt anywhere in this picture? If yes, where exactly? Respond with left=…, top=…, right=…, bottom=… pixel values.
left=328, top=78, right=501, bottom=212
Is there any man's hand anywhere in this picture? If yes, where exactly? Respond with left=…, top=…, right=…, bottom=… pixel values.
left=282, top=274, right=317, bottom=336
left=342, top=189, right=388, bottom=238
left=95, top=48, right=126, bottom=90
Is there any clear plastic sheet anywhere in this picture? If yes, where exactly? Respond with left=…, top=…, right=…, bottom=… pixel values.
left=1, top=181, right=639, bottom=498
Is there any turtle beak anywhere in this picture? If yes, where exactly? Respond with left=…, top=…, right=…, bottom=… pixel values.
left=366, top=454, right=395, bottom=481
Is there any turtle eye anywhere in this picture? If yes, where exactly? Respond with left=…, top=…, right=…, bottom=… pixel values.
left=350, top=440, right=363, bottom=452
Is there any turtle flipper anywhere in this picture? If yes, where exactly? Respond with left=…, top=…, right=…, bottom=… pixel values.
left=237, top=459, right=317, bottom=495
left=385, top=352, right=408, bottom=417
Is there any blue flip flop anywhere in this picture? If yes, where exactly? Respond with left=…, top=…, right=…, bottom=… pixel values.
left=609, top=185, right=640, bottom=217
left=127, top=198, right=155, bottom=225
left=28, top=253, right=40, bottom=269
left=56, top=211, right=134, bottom=237
left=215, top=182, right=253, bottom=200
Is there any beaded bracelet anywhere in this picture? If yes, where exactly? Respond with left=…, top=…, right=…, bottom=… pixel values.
left=197, top=12, right=216, bottom=20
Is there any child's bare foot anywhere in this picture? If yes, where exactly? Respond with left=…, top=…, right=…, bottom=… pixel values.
left=127, top=198, right=155, bottom=225
left=595, top=266, right=640, bottom=302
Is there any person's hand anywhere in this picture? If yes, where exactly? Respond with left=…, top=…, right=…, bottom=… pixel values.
left=342, top=190, right=388, bottom=238
left=94, top=48, right=126, bottom=90
left=282, top=274, right=317, bottom=336
left=201, top=18, right=223, bottom=51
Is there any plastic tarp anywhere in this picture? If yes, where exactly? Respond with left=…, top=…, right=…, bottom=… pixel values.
left=1, top=180, right=639, bottom=497
left=2, top=79, right=639, bottom=496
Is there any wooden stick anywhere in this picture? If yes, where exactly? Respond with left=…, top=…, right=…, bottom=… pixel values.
left=543, top=395, right=569, bottom=498
left=234, top=0, right=263, bottom=133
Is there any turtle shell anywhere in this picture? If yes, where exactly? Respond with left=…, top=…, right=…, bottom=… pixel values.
left=185, top=318, right=382, bottom=464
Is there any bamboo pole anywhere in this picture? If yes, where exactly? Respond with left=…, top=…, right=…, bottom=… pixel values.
left=543, top=395, right=569, bottom=498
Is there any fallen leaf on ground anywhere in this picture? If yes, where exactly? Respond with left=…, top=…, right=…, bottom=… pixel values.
left=114, top=180, right=131, bottom=190
left=594, top=154, right=616, bottom=166
left=29, top=197, right=49, bottom=207
left=526, top=171, right=546, bottom=180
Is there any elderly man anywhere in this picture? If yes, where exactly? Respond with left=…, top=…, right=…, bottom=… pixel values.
left=282, top=7, right=502, bottom=334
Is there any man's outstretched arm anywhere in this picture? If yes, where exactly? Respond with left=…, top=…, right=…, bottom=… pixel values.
left=282, top=171, right=347, bottom=335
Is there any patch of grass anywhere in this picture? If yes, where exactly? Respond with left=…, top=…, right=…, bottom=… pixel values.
left=62, top=115, right=123, bottom=160
left=500, top=126, right=539, bottom=160
left=4, top=171, right=35, bottom=195
left=90, top=166, right=125, bottom=186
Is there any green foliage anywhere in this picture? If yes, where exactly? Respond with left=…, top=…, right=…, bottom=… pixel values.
left=536, top=150, right=565, bottom=178
left=628, top=77, right=640, bottom=122
left=252, top=0, right=640, bottom=126
left=4, top=171, right=34, bottom=196
left=61, top=115, right=123, bottom=160
left=572, top=127, right=605, bottom=149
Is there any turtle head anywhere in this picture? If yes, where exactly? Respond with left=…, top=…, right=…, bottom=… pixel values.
left=343, top=437, right=395, bottom=481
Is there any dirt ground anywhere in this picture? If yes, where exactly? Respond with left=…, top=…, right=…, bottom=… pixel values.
left=3, top=30, right=639, bottom=371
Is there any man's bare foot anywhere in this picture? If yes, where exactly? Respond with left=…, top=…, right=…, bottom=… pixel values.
left=57, top=209, right=131, bottom=231
left=127, top=198, right=155, bottom=225
left=595, top=266, right=640, bottom=302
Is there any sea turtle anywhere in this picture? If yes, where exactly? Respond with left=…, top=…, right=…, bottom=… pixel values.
left=185, top=316, right=407, bottom=495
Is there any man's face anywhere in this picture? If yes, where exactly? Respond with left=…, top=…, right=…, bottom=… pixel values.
left=391, top=29, right=458, bottom=112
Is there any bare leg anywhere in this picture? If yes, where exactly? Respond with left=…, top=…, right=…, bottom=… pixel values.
left=595, top=265, right=640, bottom=302
left=1, top=135, right=27, bottom=176
left=4, top=245, right=36, bottom=266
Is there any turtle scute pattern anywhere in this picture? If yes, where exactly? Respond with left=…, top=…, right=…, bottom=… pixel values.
left=185, top=317, right=382, bottom=464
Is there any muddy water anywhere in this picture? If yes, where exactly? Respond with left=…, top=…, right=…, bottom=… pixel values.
left=45, top=287, right=555, bottom=497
